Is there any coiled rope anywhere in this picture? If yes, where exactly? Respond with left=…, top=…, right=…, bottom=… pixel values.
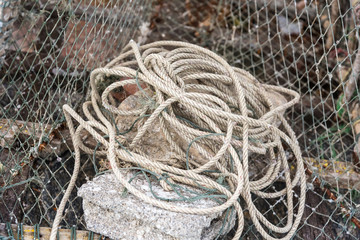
left=50, top=40, right=306, bottom=240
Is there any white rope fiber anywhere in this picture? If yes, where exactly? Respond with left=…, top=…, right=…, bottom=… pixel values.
left=50, top=40, right=306, bottom=240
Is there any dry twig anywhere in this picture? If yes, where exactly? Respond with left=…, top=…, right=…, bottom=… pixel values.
left=325, top=0, right=339, bottom=50
left=348, top=11, right=356, bottom=54
left=344, top=1, right=360, bottom=102
left=344, top=46, right=360, bottom=102
left=351, top=104, right=360, bottom=172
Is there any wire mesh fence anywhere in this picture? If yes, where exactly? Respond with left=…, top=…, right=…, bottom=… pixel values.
left=0, top=0, right=360, bottom=239
left=0, top=0, right=152, bottom=233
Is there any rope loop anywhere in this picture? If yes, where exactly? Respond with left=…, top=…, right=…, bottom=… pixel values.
left=50, top=40, right=306, bottom=240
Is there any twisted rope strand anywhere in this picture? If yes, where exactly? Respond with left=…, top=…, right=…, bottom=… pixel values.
left=50, top=40, right=306, bottom=240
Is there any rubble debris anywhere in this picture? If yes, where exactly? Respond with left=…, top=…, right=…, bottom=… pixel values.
left=0, top=0, right=19, bottom=61
left=60, top=20, right=127, bottom=69
left=0, top=119, right=64, bottom=159
left=0, top=223, right=103, bottom=240
left=304, top=157, right=360, bottom=190
left=0, top=118, right=97, bottom=159
left=0, top=119, right=52, bottom=149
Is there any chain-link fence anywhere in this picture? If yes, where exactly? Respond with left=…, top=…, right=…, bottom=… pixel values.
left=0, top=0, right=152, bottom=235
left=1, top=0, right=360, bottom=239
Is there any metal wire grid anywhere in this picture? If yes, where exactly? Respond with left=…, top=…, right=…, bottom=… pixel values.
left=147, top=0, right=360, bottom=239
left=0, top=0, right=360, bottom=239
left=0, top=0, right=151, bottom=230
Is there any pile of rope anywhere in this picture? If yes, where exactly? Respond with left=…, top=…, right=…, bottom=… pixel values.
left=51, top=40, right=306, bottom=240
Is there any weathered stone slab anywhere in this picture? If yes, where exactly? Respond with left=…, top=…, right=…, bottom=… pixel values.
left=78, top=173, right=235, bottom=240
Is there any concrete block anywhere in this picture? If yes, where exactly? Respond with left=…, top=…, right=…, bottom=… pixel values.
left=78, top=173, right=235, bottom=240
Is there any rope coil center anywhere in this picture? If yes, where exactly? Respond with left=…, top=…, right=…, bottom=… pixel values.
left=51, top=40, right=307, bottom=240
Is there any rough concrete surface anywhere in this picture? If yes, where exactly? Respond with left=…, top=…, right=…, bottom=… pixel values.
left=78, top=172, right=235, bottom=240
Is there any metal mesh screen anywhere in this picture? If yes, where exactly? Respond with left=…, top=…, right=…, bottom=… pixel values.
left=0, top=0, right=152, bottom=232
left=1, top=0, right=360, bottom=239
left=146, top=1, right=360, bottom=238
